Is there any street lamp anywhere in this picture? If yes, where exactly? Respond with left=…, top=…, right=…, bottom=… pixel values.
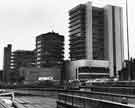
left=126, top=0, right=131, bottom=80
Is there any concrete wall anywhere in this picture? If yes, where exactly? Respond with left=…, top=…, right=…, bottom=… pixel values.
left=19, top=66, right=62, bottom=82
left=104, top=5, right=124, bottom=78
left=65, top=60, right=110, bottom=80
left=114, top=6, right=124, bottom=75
left=85, top=2, right=93, bottom=60
left=104, top=5, right=114, bottom=77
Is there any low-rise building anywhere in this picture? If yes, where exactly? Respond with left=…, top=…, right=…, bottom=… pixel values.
left=119, top=58, right=135, bottom=81
left=19, top=65, right=62, bottom=83
left=64, top=60, right=109, bottom=81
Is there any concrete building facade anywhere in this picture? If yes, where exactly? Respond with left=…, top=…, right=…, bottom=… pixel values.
left=3, top=44, right=12, bottom=82
left=68, top=2, right=124, bottom=80
left=3, top=46, right=35, bottom=82
left=36, top=32, right=64, bottom=68
left=10, top=50, right=35, bottom=82
left=65, top=60, right=110, bottom=80
left=19, top=66, right=62, bottom=83
left=10, top=50, right=35, bottom=70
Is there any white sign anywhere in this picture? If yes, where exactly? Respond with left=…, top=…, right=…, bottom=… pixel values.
left=38, top=76, right=53, bottom=80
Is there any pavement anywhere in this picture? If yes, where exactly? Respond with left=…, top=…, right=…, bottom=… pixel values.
left=15, top=96, right=56, bottom=108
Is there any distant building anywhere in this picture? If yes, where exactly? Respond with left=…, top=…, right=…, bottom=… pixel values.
left=0, top=70, right=3, bottom=81
left=10, top=50, right=35, bottom=82
left=68, top=2, right=124, bottom=80
left=3, top=32, right=64, bottom=82
left=35, top=32, right=64, bottom=68
left=64, top=60, right=110, bottom=80
left=11, top=50, right=35, bottom=69
left=19, top=66, right=62, bottom=83
left=3, top=44, right=35, bottom=82
left=119, top=58, right=135, bottom=81
left=3, top=44, right=12, bottom=82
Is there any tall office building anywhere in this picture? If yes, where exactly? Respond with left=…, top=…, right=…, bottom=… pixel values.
left=3, top=44, right=12, bottom=82
left=36, top=32, right=64, bottom=68
left=68, top=2, right=124, bottom=80
left=69, top=4, right=106, bottom=60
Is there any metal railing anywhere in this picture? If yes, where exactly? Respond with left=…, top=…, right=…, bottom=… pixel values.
left=0, top=92, right=15, bottom=108
left=57, top=90, right=135, bottom=108
left=0, top=92, right=15, bottom=102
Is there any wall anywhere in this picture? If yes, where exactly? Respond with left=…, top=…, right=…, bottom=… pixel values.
left=19, top=66, right=62, bottom=82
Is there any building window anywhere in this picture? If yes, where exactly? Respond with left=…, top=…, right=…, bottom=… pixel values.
left=37, top=49, right=41, bottom=52
left=37, top=57, right=41, bottom=60
left=10, top=63, right=14, bottom=66
left=37, top=40, right=41, bottom=44
left=10, top=66, right=15, bottom=69
left=37, top=44, right=42, bottom=48
left=37, top=61, right=41, bottom=64
left=37, top=53, right=41, bottom=56
left=10, top=56, right=14, bottom=59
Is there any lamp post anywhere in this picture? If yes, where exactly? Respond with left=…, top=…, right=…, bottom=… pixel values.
left=126, top=0, right=131, bottom=80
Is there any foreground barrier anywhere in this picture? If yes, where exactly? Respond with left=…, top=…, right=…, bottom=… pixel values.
left=57, top=90, right=135, bottom=108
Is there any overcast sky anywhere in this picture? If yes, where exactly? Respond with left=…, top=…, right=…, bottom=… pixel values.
left=0, top=0, right=134, bottom=69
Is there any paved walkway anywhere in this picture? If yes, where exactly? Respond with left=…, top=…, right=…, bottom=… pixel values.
left=15, top=96, right=56, bottom=108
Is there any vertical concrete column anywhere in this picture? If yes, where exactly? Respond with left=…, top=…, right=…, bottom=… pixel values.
left=120, top=7, right=124, bottom=68
left=104, top=8, right=109, bottom=60
left=114, top=7, right=124, bottom=78
left=104, top=6, right=114, bottom=77
left=85, top=2, right=93, bottom=60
